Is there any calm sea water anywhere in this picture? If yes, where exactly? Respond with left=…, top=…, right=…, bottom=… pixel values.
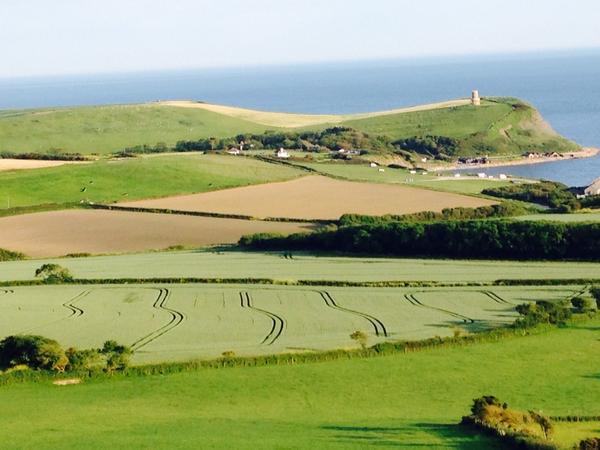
left=1, top=50, right=599, bottom=185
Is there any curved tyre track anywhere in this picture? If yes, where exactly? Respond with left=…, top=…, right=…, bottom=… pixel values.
left=239, top=291, right=286, bottom=345
left=63, top=290, right=90, bottom=317
left=131, top=288, right=186, bottom=351
left=481, top=290, right=511, bottom=305
left=319, top=291, right=388, bottom=337
left=404, top=293, right=475, bottom=324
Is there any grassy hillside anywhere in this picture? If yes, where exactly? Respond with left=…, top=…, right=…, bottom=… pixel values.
left=0, top=154, right=302, bottom=210
left=0, top=98, right=578, bottom=157
left=0, top=318, right=598, bottom=449
left=0, top=105, right=269, bottom=155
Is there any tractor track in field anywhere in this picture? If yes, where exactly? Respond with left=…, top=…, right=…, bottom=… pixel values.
left=480, top=291, right=512, bottom=305
left=131, top=288, right=186, bottom=351
left=62, top=290, right=90, bottom=317
left=239, top=291, right=286, bottom=345
left=319, top=291, right=388, bottom=337
left=404, top=293, right=475, bottom=324
left=1, top=289, right=14, bottom=294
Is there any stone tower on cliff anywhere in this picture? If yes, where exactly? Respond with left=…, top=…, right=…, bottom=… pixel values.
left=471, top=90, right=481, bottom=106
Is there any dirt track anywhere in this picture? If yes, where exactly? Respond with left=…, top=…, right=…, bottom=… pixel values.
left=120, top=175, right=494, bottom=220
left=0, top=210, right=314, bottom=257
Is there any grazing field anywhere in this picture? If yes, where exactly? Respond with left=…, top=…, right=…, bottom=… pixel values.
left=1, top=317, right=598, bottom=449
left=0, top=284, right=580, bottom=363
left=0, top=154, right=303, bottom=211
left=0, top=210, right=314, bottom=257
left=300, top=162, right=513, bottom=195
left=554, top=422, right=600, bottom=448
left=119, top=175, right=496, bottom=220
left=1, top=250, right=599, bottom=282
left=0, top=98, right=576, bottom=156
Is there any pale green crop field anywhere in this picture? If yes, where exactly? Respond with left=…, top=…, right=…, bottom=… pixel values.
left=0, top=284, right=580, bottom=363
left=516, top=213, right=600, bottom=222
left=1, top=317, right=598, bottom=449
left=1, top=250, right=598, bottom=283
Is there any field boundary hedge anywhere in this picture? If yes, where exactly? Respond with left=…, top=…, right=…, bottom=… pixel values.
left=1, top=277, right=597, bottom=288
left=88, top=203, right=332, bottom=225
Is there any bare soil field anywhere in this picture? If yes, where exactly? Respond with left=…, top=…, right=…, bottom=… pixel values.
left=120, top=175, right=495, bottom=220
left=0, top=159, right=86, bottom=171
left=0, top=210, right=314, bottom=257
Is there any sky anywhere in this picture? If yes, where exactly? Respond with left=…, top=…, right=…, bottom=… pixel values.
left=2, top=0, right=600, bottom=78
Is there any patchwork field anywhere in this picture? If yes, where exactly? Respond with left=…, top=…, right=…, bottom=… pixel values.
left=0, top=284, right=580, bottom=363
left=0, top=210, right=314, bottom=257
left=1, top=317, right=598, bottom=449
left=0, top=154, right=303, bottom=212
left=119, top=175, right=495, bottom=220
left=2, top=250, right=599, bottom=282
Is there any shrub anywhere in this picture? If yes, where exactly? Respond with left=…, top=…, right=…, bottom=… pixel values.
left=34, top=264, right=74, bottom=283
left=0, top=335, right=68, bottom=372
left=571, top=296, right=594, bottom=312
left=0, top=248, right=25, bottom=262
left=482, top=181, right=580, bottom=210
left=100, top=340, right=132, bottom=372
left=591, top=288, right=600, bottom=309
left=350, top=331, right=369, bottom=349
left=579, top=438, right=600, bottom=450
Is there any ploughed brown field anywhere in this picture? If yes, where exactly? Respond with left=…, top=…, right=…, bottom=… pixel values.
left=0, top=210, right=314, bottom=257
left=119, top=175, right=495, bottom=220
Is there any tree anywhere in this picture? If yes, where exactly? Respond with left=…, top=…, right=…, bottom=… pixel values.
left=591, top=287, right=600, bottom=310
left=35, top=264, right=73, bottom=283
left=100, top=340, right=132, bottom=372
left=0, top=335, right=67, bottom=371
left=350, top=331, right=369, bottom=350
left=65, top=347, right=103, bottom=371
left=529, top=410, right=554, bottom=440
left=571, top=296, right=593, bottom=312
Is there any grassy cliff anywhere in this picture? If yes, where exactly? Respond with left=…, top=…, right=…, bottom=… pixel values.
left=0, top=98, right=578, bottom=157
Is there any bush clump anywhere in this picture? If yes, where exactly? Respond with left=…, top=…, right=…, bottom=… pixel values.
left=35, top=264, right=74, bottom=283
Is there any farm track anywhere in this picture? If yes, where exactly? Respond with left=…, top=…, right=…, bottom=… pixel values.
left=62, top=290, right=90, bottom=317
left=131, top=288, right=186, bottom=351
left=319, top=291, right=388, bottom=337
left=404, top=293, right=476, bottom=324
left=239, top=292, right=286, bottom=345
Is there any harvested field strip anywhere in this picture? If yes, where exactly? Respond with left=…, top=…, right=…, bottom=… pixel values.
left=319, top=291, right=388, bottom=337
left=62, top=289, right=89, bottom=318
left=240, top=291, right=286, bottom=345
left=404, top=293, right=475, bottom=324
left=130, top=288, right=186, bottom=351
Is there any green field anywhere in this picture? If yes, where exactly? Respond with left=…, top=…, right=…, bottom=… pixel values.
left=554, top=422, right=600, bottom=448
left=1, top=250, right=599, bottom=282
left=300, top=162, right=513, bottom=195
left=0, top=98, right=577, bottom=156
left=1, top=317, right=598, bottom=449
left=1, top=284, right=580, bottom=363
left=0, top=154, right=302, bottom=210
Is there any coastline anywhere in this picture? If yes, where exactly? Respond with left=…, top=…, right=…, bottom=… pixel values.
left=428, top=147, right=599, bottom=172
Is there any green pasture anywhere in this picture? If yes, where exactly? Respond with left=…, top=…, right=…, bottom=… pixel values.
left=0, top=154, right=302, bottom=210
left=554, top=422, right=600, bottom=448
left=0, top=317, right=598, bottom=449
left=0, top=104, right=269, bottom=155
left=1, top=250, right=598, bottom=283
left=300, top=161, right=513, bottom=195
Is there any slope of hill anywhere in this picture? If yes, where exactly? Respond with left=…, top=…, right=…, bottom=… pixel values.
left=0, top=97, right=578, bottom=157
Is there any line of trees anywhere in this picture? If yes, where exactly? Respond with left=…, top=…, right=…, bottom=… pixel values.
left=239, top=220, right=600, bottom=260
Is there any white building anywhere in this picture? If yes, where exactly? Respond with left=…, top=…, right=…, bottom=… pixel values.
left=276, top=148, right=290, bottom=159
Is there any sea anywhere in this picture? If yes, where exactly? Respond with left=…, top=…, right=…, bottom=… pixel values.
left=1, top=49, right=599, bottom=186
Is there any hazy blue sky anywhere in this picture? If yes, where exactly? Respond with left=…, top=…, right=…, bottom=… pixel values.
left=2, top=0, right=600, bottom=78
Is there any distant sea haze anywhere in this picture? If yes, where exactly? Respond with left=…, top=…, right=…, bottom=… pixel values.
left=1, top=50, right=599, bottom=185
